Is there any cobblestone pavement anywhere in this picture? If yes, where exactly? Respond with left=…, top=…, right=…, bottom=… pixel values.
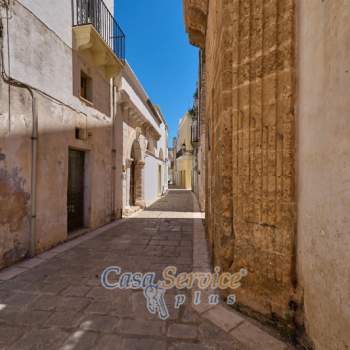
left=0, top=190, right=289, bottom=349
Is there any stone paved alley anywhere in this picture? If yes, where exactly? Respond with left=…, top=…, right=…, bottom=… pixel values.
left=0, top=190, right=291, bottom=349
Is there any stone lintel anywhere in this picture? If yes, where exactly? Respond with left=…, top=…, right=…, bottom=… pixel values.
left=119, top=90, right=161, bottom=141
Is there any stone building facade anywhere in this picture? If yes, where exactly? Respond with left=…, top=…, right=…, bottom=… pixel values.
left=0, top=0, right=168, bottom=269
left=0, top=0, right=122, bottom=267
left=183, top=0, right=350, bottom=349
left=191, top=51, right=206, bottom=211
left=116, top=64, right=168, bottom=214
left=174, top=112, right=193, bottom=190
left=168, top=147, right=174, bottom=185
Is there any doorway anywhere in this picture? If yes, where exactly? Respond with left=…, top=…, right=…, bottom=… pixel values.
left=67, top=149, right=85, bottom=233
left=129, top=159, right=135, bottom=206
left=128, top=140, right=144, bottom=207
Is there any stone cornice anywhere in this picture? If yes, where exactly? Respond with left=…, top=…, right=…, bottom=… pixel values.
left=183, top=0, right=209, bottom=48
left=119, top=90, right=161, bottom=141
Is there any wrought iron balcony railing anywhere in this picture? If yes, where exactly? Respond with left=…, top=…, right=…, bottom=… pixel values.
left=72, top=0, right=125, bottom=61
left=191, top=119, right=200, bottom=144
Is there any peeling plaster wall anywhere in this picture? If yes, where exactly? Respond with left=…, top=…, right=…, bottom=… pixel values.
left=0, top=79, right=32, bottom=266
left=297, top=1, right=350, bottom=349
left=0, top=1, right=114, bottom=267
left=34, top=95, right=113, bottom=253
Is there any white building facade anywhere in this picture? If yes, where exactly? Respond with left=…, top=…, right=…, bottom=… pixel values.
left=116, top=64, right=168, bottom=213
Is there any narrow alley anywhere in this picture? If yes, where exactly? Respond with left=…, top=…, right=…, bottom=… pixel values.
left=0, top=191, right=289, bottom=350
left=1, top=1, right=349, bottom=349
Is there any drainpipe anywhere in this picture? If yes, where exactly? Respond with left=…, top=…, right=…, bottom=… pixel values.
left=0, top=10, right=38, bottom=257
left=110, top=80, right=117, bottom=220
left=29, top=97, right=38, bottom=257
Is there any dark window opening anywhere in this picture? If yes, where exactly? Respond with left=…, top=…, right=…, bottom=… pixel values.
left=80, top=71, right=93, bottom=102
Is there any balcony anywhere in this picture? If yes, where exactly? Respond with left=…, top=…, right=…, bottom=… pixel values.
left=72, top=0, right=125, bottom=78
left=191, top=119, right=200, bottom=146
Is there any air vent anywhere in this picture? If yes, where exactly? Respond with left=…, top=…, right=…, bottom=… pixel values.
left=75, top=127, right=87, bottom=140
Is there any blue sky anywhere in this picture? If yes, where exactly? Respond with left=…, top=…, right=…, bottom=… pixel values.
left=116, top=1, right=198, bottom=146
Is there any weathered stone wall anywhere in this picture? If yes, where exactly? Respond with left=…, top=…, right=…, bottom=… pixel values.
left=118, top=66, right=168, bottom=211
left=186, top=0, right=297, bottom=319
left=175, top=113, right=193, bottom=190
left=35, top=96, right=114, bottom=251
left=297, top=1, right=350, bottom=349
left=205, top=0, right=235, bottom=306
left=0, top=79, right=32, bottom=266
left=72, top=51, right=111, bottom=117
left=18, top=0, right=72, bottom=45
left=194, top=50, right=206, bottom=211
left=185, top=0, right=350, bottom=346
left=0, top=83, right=114, bottom=266
left=120, top=119, right=146, bottom=209
left=0, top=1, right=115, bottom=267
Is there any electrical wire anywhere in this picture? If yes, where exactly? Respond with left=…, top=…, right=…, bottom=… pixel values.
left=0, top=0, right=90, bottom=119
left=0, top=3, right=32, bottom=96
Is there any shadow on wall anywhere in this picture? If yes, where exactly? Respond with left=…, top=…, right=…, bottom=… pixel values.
left=0, top=102, right=121, bottom=269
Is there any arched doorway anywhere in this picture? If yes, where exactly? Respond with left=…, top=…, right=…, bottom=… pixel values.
left=129, top=146, right=136, bottom=206
left=128, top=139, right=144, bottom=207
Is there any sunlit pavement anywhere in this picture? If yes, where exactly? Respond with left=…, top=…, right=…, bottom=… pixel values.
left=0, top=190, right=290, bottom=349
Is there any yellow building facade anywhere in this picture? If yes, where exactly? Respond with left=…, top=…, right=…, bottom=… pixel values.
left=175, top=113, right=193, bottom=190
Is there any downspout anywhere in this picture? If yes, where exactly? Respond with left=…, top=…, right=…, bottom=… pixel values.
left=29, top=97, right=38, bottom=257
left=110, top=78, right=117, bottom=220
left=0, top=7, right=38, bottom=257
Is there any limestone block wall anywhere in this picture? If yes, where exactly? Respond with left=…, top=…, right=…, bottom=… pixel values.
left=203, top=0, right=297, bottom=319
left=185, top=0, right=350, bottom=347
left=197, top=50, right=206, bottom=211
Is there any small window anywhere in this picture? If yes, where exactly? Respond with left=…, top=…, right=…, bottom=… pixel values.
left=80, top=71, right=93, bottom=102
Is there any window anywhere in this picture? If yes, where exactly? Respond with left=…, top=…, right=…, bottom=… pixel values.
left=80, top=71, right=93, bottom=103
